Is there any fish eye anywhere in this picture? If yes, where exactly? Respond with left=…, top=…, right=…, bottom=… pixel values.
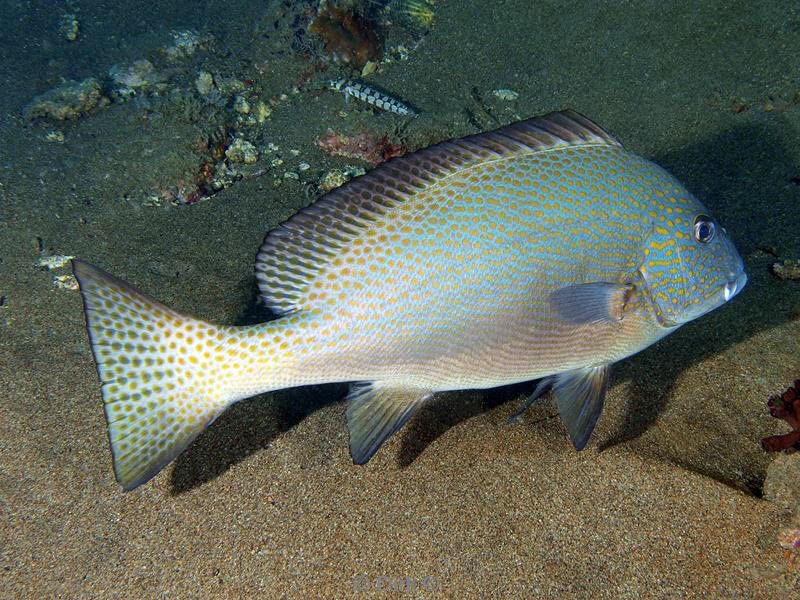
left=693, top=215, right=715, bottom=243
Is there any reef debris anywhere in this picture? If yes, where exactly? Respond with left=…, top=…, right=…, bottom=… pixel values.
left=771, top=258, right=800, bottom=280
left=109, top=60, right=168, bottom=96
left=24, top=77, right=106, bottom=121
left=309, top=2, right=383, bottom=67
left=393, top=0, right=437, bottom=28
left=778, top=527, right=800, bottom=550
left=316, top=129, right=407, bottom=165
left=163, top=30, right=211, bottom=61
left=762, top=380, right=800, bottom=452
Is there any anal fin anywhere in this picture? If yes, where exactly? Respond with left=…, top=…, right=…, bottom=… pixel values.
left=345, top=382, right=433, bottom=464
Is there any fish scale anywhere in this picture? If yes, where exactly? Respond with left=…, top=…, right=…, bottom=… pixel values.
left=73, top=110, right=746, bottom=490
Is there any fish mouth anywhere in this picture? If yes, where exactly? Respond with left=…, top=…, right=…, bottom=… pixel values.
left=723, top=271, right=747, bottom=302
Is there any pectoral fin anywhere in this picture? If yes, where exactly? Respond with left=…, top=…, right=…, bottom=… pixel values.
left=346, top=383, right=433, bottom=464
left=549, top=282, right=635, bottom=324
left=511, top=365, right=610, bottom=450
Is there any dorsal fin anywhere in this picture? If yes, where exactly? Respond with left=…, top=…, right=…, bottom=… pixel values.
left=254, top=110, right=622, bottom=315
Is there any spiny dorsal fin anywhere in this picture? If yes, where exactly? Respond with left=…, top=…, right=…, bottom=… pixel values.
left=254, top=110, right=622, bottom=315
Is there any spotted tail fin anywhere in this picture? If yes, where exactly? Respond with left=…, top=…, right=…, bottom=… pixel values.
left=72, top=260, right=236, bottom=491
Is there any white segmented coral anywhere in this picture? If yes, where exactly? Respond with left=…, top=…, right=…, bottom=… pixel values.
left=329, top=79, right=418, bottom=117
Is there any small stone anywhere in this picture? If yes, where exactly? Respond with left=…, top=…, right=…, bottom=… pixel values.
left=319, top=169, right=348, bottom=192
left=343, top=165, right=366, bottom=179
left=270, top=157, right=284, bottom=168
left=361, top=61, right=377, bottom=77
left=290, top=149, right=300, bottom=156
left=266, top=142, right=279, bottom=152
left=195, top=71, right=215, bottom=96
left=763, top=453, right=800, bottom=512
left=60, top=14, right=79, bottom=41
left=298, top=162, right=310, bottom=172
left=234, top=95, right=250, bottom=114
left=225, top=138, right=258, bottom=164
left=53, top=275, right=79, bottom=291
left=283, top=171, right=299, bottom=180
left=36, top=255, right=74, bottom=270
left=493, top=88, right=519, bottom=101
left=256, top=101, right=272, bottom=123
left=45, top=131, right=65, bottom=143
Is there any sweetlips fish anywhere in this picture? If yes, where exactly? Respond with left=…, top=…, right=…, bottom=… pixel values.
left=72, top=110, right=747, bottom=491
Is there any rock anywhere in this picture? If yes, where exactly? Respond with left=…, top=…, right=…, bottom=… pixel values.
left=763, top=453, right=800, bottom=511
left=24, top=78, right=104, bottom=121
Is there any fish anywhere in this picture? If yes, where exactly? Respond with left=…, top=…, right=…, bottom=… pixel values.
left=72, top=110, right=747, bottom=491
left=329, top=78, right=418, bottom=116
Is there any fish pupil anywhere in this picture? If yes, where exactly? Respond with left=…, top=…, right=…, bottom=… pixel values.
left=693, top=216, right=715, bottom=243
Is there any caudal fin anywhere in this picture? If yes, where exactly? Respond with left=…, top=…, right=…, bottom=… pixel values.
left=73, top=260, right=234, bottom=491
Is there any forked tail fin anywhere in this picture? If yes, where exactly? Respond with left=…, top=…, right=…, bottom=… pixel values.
left=73, top=260, right=237, bottom=491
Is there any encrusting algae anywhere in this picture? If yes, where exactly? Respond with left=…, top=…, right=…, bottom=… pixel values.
left=72, top=110, right=747, bottom=490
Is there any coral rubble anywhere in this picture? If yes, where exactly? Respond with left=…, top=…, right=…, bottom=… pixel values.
left=771, top=258, right=800, bottom=280
left=762, top=380, right=800, bottom=451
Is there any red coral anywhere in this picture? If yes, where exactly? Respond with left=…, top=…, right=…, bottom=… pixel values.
left=316, top=130, right=406, bottom=165
left=761, top=380, right=800, bottom=451
left=308, top=3, right=382, bottom=67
